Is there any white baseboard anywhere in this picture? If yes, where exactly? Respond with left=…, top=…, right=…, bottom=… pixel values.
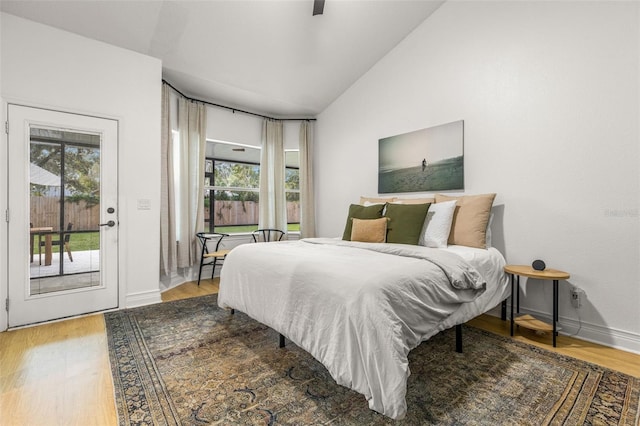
left=485, top=305, right=640, bottom=355
left=125, top=289, right=162, bottom=308
left=159, top=267, right=194, bottom=292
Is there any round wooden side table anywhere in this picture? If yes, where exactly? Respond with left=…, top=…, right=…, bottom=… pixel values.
left=504, top=264, right=571, bottom=347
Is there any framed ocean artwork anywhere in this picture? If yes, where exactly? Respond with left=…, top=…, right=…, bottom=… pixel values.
left=378, top=120, right=464, bottom=193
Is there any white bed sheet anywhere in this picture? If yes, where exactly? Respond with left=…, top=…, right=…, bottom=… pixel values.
left=217, top=238, right=509, bottom=419
left=436, top=245, right=510, bottom=336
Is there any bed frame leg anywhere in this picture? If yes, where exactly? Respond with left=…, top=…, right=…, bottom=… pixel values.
left=455, top=324, right=462, bottom=353
left=501, top=299, right=507, bottom=321
left=279, top=333, right=285, bottom=348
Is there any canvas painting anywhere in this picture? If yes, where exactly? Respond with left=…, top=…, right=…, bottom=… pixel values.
left=378, top=120, right=464, bottom=193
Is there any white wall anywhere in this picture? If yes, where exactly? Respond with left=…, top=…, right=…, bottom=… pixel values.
left=316, top=2, right=640, bottom=352
left=1, top=13, right=163, bottom=316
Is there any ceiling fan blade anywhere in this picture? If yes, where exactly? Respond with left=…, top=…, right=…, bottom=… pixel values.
left=313, top=0, right=325, bottom=16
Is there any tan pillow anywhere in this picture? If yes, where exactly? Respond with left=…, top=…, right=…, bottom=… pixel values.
left=360, top=196, right=396, bottom=205
left=435, top=193, right=496, bottom=249
left=350, top=217, right=388, bottom=243
left=394, top=197, right=435, bottom=204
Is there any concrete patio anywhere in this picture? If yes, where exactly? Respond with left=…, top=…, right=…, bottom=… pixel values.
left=30, top=249, right=100, bottom=294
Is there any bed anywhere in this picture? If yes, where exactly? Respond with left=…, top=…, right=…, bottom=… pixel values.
left=217, top=236, right=509, bottom=420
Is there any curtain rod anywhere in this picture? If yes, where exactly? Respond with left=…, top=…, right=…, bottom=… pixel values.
left=162, top=79, right=316, bottom=122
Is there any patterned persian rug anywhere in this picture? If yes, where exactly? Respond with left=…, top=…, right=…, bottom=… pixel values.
left=105, top=294, right=640, bottom=425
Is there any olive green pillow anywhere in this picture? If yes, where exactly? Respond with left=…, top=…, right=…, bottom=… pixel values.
left=342, top=203, right=386, bottom=240
left=384, top=203, right=430, bottom=245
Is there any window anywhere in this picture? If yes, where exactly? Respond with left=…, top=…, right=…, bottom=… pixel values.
left=204, top=141, right=300, bottom=233
left=205, top=157, right=260, bottom=233
left=205, top=140, right=260, bottom=234
left=284, top=150, right=300, bottom=233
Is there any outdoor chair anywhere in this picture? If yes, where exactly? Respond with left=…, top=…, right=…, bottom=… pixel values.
left=41, top=222, right=73, bottom=262
left=251, top=228, right=286, bottom=243
left=196, top=232, right=230, bottom=286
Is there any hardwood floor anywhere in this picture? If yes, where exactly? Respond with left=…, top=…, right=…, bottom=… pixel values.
left=160, top=277, right=219, bottom=303
left=0, top=313, right=117, bottom=425
left=467, top=315, right=640, bottom=378
left=1, top=277, right=638, bottom=425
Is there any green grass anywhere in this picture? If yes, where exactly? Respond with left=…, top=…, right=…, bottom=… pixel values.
left=70, top=232, right=100, bottom=251
left=43, top=232, right=100, bottom=253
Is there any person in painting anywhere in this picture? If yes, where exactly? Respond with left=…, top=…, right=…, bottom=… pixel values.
left=422, top=158, right=427, bottom=172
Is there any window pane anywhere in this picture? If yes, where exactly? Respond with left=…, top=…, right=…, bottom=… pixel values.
left=286, top=191, right=300, bottom=227
left=286, top=158, right=300, bottom=229
left=212, top=190, right=259, bottom=229
left=285, top=167, right=299, bottom=191
left=214, top=161, right=260, bottom=189
left=29, top=130, right=101, bottom=292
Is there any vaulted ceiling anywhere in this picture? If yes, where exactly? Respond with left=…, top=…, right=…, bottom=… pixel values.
left=1, top=0, right=443, bottom=117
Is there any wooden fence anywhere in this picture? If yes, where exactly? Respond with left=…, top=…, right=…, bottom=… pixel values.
left=206, top=200, right=300, bottom=225
left=32, top=198, right=301, bottom=230
left=30, top=196, right=100, bottom=230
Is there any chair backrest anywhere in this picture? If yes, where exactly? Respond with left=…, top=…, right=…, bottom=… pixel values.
left=251, top=229, right=285, bottom=243
left=64, top=223, right=73, bottom=243
left=196, top=232, right=228, bottom=256
left=40, top=222, right=73, bottom=246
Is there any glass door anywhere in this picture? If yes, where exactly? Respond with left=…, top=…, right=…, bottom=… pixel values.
left=7, top=105, right=118, bottom=327
left=29, top=129, right=101, bottom=293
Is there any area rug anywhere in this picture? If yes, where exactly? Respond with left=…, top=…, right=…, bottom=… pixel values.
left=105, top=294, right=640, bottom=425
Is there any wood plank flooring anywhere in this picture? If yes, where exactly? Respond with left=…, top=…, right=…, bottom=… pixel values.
left=467, top=315, right=640, bottom=378
left=0, top=313, right=117, bottom=425
left=1, top=277, right=638, bottom=425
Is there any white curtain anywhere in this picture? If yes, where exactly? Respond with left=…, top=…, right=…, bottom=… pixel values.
left=160, top=84, right=176, bottom=275
left=259, top=119, right=287, bottom=232
left=299, top=121, right=316, bottom=238
left=176, top=97, right=206, bottom=268
left=160, top=84, right=207, bottom=275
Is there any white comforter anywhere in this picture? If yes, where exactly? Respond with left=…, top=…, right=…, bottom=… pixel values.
left=218, top=238, right=490, bottom=419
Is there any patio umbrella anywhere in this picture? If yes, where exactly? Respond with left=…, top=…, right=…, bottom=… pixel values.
left=30, top=163, right=61, bottom=186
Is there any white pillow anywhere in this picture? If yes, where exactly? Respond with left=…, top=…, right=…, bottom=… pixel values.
left=419, top=200, right=457, bottom=248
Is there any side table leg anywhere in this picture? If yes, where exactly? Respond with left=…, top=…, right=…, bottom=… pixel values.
left=510, top=273, right=515, bottom=336
left=516, top=275, right=520, bottom=314
left=553, top=279, right=558, bottom=347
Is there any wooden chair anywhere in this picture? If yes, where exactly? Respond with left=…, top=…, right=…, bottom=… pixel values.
left=251, top=228, right=285, bottom=243
left=196, top=232, right=230, bottom=286
left=41, top=222, right=73, bottom=262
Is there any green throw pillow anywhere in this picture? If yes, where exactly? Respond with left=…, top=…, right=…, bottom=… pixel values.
left=385, top=203, right=430, bottom=245
left=342, top=203, right=386, bottom=240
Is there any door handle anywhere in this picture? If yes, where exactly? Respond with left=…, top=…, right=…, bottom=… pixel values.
left=99, top=220, right=116, bottom=227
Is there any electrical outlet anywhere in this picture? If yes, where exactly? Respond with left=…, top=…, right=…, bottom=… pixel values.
left=571, top=288, right=585, bottom=309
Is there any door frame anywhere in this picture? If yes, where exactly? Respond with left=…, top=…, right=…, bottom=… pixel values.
left=1, top=100, right=7, bottom=332
left=1, top=101, right=122, bottom=330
